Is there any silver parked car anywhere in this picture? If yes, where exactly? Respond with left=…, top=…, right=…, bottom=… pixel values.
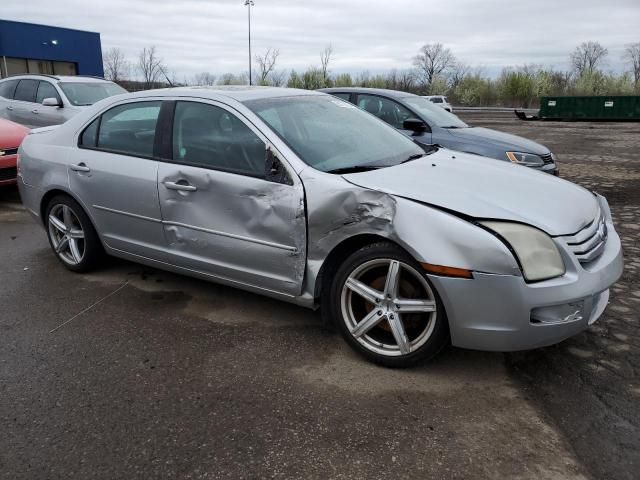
left=0, top=74, right=126, bottom=128
left=18, top=87, right=623, bottom=367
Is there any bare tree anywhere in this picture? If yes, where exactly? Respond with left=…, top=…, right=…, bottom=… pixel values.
left=138, top=46, right=165, bottom=89
left=218, top=73, right=246, bottom=85
left=449, top=61, right=471, bottom=89
left=269, top=69, right=288, bottom=87
left=570, top=41, right=608, bottom=76
left=103, top=48, right=130, bottom=82
left=255, top=48, right=280, bottom=85
left=320, top=44, right=333, bottom=86
left=413, top=43, right=455, bottom=87
left=623, top=42, right=640, bottom=88
left=192, top=72, right=217, bottom=86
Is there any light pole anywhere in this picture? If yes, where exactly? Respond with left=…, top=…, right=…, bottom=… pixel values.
left=244, top=0, right=254, bottom=85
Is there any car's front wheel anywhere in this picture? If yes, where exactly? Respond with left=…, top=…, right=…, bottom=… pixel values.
left=325, top=242, right=449, bottom=367
left=45, top=195, right=103, bottom=272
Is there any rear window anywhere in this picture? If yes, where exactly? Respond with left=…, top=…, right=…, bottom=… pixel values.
left=0, top=79, right=19, bottom=99
left=331, top=93, right=352, bottom=102
left=13, top=80, right=38, bottom=102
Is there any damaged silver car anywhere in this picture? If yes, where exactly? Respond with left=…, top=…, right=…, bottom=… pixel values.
left=17, top=87, right=623, bottom=367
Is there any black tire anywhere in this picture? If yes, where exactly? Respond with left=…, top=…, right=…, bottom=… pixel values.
left=322, top=242, right=449, bottom=368
left=45, top=195, right=103, bottom=272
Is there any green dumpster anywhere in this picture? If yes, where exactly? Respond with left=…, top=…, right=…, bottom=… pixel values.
left=539, top=96, right=640, bottom=121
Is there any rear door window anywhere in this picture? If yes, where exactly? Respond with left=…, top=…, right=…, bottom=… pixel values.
left=94, top=101, right=161, bottom=157
left=13, top=80, right=39, bottom=103
left=79, top=117, right=100, bottom=148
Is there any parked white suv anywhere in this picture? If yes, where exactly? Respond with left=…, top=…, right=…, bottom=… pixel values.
left=0, top=74, right=126, bottom=128
left=423, top=95, right=452, bottom=112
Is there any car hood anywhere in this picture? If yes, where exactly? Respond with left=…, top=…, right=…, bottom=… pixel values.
left=445, top=127, right=549, bottom=155
left=343, top=150, right=598, bottom=236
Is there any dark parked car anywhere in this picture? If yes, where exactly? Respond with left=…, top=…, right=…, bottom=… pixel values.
left=320, top=87, right=558, bottom=174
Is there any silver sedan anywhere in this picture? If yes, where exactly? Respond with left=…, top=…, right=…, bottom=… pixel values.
left=17, top=87, right=623, bottom=367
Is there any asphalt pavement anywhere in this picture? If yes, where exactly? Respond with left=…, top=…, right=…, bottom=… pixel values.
left=1, top=115, right=639, bottom=479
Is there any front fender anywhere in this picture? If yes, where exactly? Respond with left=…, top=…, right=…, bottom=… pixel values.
left=298, top=168, right=521, bottom=305
left=390, top=196, right=520, bottom=275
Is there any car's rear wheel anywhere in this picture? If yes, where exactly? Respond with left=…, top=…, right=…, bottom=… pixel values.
left=46, top=195, right=103, bottom=272
left=325, top=242, right=449, bottom=367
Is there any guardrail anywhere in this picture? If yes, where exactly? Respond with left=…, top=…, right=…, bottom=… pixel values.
left=453, top=106, right=538, bottom=113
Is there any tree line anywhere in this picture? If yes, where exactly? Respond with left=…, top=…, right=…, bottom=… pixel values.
left=104, top=40, right=640, bottom=108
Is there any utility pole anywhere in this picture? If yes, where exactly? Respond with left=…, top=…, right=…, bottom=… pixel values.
left=244, top=0, right=254, bottom=85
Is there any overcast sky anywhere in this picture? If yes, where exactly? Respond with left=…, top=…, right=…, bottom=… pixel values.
left=3, top=0, right=639, bottom=80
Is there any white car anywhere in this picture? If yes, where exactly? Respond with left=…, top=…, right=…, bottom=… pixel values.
left=424, top=95, right=452, bottom=112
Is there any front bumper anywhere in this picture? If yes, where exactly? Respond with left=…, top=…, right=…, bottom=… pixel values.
left=0, top=153, right=17, bottom=186
left=429, top=217, right=623, bottom=352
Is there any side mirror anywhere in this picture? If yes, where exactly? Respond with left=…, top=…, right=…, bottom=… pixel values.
left=264, top=147, right=292, bottom=185
left=403, top=118, right=427, bottom=134
left=42, top=97, right=62, bottom=107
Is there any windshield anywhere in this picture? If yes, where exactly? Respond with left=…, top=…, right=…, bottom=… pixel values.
left=404, top=97, right=467, bottom=128
left=59, top=82, right=127, bottom=106
left=245, top=95, right=425, bottom=173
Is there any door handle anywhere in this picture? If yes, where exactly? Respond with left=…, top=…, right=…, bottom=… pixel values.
left=6, top=106, right=13, bottom=111
left=70, top=163, right=91, bottom=173
left=32, top=109, right=39, bottom=114
left=163, top=181, right=197, bottom=192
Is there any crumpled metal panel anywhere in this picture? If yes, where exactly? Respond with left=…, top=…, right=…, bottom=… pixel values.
left=158, top=163, right=307, bottom=297
left=297, top=168, right=521, bottom=306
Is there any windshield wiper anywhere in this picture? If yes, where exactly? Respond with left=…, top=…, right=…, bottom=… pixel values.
left=401, top=145, right=440, bottom=164
left=401, top=153, right=426, bottom=164
left=325, top=165, right=381, bottom=175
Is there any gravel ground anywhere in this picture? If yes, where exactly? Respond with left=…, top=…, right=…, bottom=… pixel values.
left=0, top=113, right=638, bottom=479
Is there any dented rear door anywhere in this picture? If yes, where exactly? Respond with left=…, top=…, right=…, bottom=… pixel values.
left=157, top=100, right=307, bottom=296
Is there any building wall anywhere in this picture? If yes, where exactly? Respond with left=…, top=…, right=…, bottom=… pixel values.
left=0, top=19, right=103, bottom=77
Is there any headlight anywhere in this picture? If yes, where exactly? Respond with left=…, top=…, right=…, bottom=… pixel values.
left=479, top=221, right=565, bottom=281
left=506, top=151, right=544, bottom=167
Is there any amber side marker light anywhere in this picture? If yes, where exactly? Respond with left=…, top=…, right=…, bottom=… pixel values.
left=506, top=152, right=519, bottom=163
left=421, top=262, right=473, bottom=279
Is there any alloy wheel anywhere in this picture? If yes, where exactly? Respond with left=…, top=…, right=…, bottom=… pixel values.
left=340, top=258, right=437, bottom=357
left=48, top=204, right=86, bottom=266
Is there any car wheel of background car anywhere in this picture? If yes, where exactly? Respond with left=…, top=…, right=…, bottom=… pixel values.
left=46, top=195, right=103, bottom=272
left=325, top=242, right=449, bottom=367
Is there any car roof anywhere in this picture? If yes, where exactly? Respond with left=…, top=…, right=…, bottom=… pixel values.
left=123, top=86, right=324, bottom=103
left=1, top=74, right=114, bottom=83
left=319, top=87, right=418, bottom=99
